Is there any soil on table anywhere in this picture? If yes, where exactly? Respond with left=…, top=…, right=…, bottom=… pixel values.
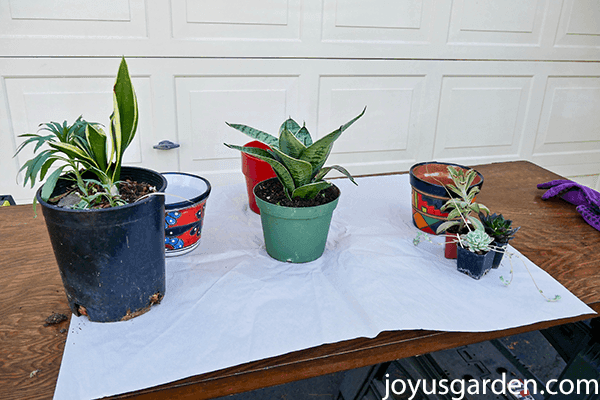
left=255, top=179, right=340, bottom=208
left=50, top=179, right=156, bottom=209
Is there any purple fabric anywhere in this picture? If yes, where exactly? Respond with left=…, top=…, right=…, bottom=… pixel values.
left=537, top=179, right=600, bottom=232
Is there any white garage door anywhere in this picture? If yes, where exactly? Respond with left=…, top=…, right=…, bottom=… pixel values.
left=1, top=0, right=599, bottom=203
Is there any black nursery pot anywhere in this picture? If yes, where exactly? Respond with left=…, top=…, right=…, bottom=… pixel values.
left=492, top=241, right=508, bottom=269
left=456, top=246, right=494, bottom=280
left=37, top=166, right=167, bottom=323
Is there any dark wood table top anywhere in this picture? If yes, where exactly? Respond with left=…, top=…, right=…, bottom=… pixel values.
left=1, top=161, right=598, bottom=400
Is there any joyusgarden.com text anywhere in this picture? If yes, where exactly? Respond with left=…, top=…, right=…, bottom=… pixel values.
left=381, top=372, right=599, bottom=400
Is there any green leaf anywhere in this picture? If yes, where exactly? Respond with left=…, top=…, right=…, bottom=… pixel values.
left=14, top=133, right=53, bottom=157
left=111, top=57, right=139, bottom=181
left=40, top=167, right=65, bottom=201
left=48, top=142, right=96, bottom=166
left=447, top=208, right=463, bottom=221
left=278, top=127, right=306, bottom=159
left=436, top=220, right=459, bottom=234
left=291, top=181, right=332, bottom=199
left=224, top=143, right=275, bottom=161
left=300, top=107, right=366, bottom=174
left=39, top=157, right=59, bottom=182
left=225, top=122, right=279, bottom=148
left=28, top=151, right=54, bottom=187
left=113, top=57, right=138, bottom=152
left=294, top=125, right=313, bottom=147
left=467, top=216, right=484, bottom=231
left=224, top=143, right=295, bottom=194
left=279, top=118, right=301, bottom=136
left=270, top=147, right=313, bottom=188
left=313, top=165, right=357, bottom=185
left=86, top=124, right=108, bottom=172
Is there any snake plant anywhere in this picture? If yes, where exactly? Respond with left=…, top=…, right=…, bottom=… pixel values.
left=225, top=107, right=366, bottom=200
left=15, top=57, right=138, bottom=206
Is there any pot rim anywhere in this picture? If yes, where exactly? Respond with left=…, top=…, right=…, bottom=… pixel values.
left=253, top=177, right=341, bottom=211
left=36, top=165, right=167, bottom=214
left=409, top=161, right=484, bottom=197
left=162, top=172, right=211, bottom=210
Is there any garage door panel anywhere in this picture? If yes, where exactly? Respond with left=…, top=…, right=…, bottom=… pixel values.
left=174, top=75, right=300, bottom=178
left=534, top=76, right=600, bottom=156
left=433, top=76, right=533, bottom=160
left=171, top=0, right=301, bottom=41
left=0, top=0, right=147, bottom=39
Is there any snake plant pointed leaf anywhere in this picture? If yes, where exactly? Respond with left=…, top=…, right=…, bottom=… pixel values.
left=48, top=142, right=96, bottom=167
left=279, top=117, right=301, bottom=136
left=113, top=57, right=138, bottom=155
left=291, top=181, right=332, bottom=199
left=225, top=122, right=279, bottom=148
left=271, top=146, right=313, bottom=188
left=223, top=143, right=276, bottom=161
left=295, top=125, right=313, bottom=147
left=313, top=165, right=357, bottom=185
left=86, top=124, right=108, bottom=172
left=279, top=127, right=306, bottom=159
left=225, top=143, right=296, bottom=194
left=300, top=108, right=366, bottom=172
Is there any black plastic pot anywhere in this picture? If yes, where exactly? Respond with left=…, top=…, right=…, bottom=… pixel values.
left=37, top=166, right=167, bottom=323
left=456, top=246, right=494, bottom=280
left=491, top=241, right=508, bottom=269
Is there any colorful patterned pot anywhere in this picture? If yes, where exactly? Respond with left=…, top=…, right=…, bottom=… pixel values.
left=163, top=173, right=211, bottom=257
left=242, top=141, right=277, bottom=214
left=409, top=161, right=484, bottom=235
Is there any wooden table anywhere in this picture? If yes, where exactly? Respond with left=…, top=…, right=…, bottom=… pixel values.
left=1, top=161, right=598, bottom=400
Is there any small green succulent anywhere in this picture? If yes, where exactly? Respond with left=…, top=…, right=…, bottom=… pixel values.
left=460, top=227, right=493, bottom=253
left=224, top=107, right=366, bottom=200
left=479, top=212, right=520, bottom=243
left=436, top=166, right=489, bottom=234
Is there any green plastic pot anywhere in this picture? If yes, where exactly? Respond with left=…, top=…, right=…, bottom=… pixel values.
left=254, top=178, right=340, bottom=263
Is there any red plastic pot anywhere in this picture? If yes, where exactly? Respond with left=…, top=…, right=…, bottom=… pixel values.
left=242, top=141, right=277, bottom=214
left=445, top=233, right=459, bottom=259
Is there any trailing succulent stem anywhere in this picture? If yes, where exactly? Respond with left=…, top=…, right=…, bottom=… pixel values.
left=15, top=57, right=138, bottom=208
left=225, top=107, right=366, bottom=200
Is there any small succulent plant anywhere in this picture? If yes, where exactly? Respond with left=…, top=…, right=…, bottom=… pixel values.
left=436, top=166, right=489, bottom=234
left=460, top=227, right=493, bottom=253
left=224, top=107, right=366, bottom=201
left=479, top=212, right=520, bottom=244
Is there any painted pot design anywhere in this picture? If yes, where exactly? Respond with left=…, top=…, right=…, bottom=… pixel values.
left=409, top=161, right=484, bottom=234
left=163, top=173, right=211, bottom=257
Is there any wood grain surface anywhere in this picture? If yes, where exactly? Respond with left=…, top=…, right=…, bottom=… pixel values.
left=1, top=161, right=598, bottom=400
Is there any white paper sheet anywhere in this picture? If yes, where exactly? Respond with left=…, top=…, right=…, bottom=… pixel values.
left=53, top=175, right=596, bottom=400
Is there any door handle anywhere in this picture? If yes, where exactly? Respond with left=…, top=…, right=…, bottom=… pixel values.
left=153, top=140, right=180, bottom=150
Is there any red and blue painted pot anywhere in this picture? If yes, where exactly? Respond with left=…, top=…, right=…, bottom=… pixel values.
left=409, top=162, right=484, bottom=235
left=163, top=173, right=211, bottom=257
